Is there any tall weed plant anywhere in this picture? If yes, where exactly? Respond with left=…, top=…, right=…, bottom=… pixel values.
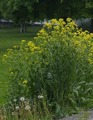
left=3, top=18, right=93, bottom=118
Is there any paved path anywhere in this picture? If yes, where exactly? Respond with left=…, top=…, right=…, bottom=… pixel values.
left=59, top=111, right=93, bottom=120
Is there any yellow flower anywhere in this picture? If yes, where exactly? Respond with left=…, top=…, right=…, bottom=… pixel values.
left=44, top=23, right=52, bottom=29
left=90, top=33, right=93, bottom=37
left=73, top=40, right=80, bottom=46
left=85, top=34, right=91, bottom=40
left=66, top=18, right=72, bottom=22
left=51, top=19, right=58, bottom=24
left=27, top=41, right=35, bottom=47
left=22, top=80, right=28, bottom=84
left=30, top=46, right=40, bottom=52
left=13, top=46, right=17, bottom=48
left=3, top=54, right=8, bottom=58
left=74, top=32, right=77, bottom=36
left=59, top=18, right=64, bottom=22
left=39, top=29, right=47, bottom=35
left=21, top=40, right=26, bottom=43
left=66, top=26, right=70, bottom=30
left=80, top=32, right=86, bottom=36
left=54, top=25, right=60, bottom=30
left=69, top=21, right=76, bottom=26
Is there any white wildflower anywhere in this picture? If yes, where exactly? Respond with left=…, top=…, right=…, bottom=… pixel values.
left=25, top=105, right=31, bottom=111
left=38, top=95, right=44, bottom=99
left=20, top=97, right=25, bottom=102
left=15, top=106, right=19, bottom=110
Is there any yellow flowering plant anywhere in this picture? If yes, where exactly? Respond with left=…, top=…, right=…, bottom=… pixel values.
left=3, top=18, right=93, bottom=118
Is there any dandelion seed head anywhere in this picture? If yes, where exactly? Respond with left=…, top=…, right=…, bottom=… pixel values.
left=20, top=97, right=25, bottom=102
left=25, top=105, right=31, bottom=111
left=15, top=106, right=19, bottom=110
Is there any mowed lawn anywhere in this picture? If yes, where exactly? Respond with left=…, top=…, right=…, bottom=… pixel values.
left=0, top=26, right=42, bottom=104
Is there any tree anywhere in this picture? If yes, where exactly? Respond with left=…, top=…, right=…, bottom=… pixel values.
left=32, top=0, right=86, bottom=20
left=0, top=0, right=36, bottom=32
left=33, top=0, right=93, bottom=32
left=1, top=0, right=93, bottom=32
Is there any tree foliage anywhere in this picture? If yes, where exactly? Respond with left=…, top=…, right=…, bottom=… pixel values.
left=32, top=0, right=86, bottom=20
left=84, top=0, right=93, bottom=18
left=0, top=0, right=36, bottom=32
left=1, top=0, right=93, bottom=32
left=0, top=0, right=86, bottom=22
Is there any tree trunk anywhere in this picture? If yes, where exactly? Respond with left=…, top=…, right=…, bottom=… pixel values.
left=20, top=24, right=23, bottom=33
left=23, top=24, right=26, bottom=33
left=20, top=23, right=26, bottom=33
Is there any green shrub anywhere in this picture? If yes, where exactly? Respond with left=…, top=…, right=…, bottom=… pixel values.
left=3, top=18, right=93, bottom=118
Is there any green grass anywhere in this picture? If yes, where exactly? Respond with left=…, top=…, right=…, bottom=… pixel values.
left=0, top=26, right=42, bottom=104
